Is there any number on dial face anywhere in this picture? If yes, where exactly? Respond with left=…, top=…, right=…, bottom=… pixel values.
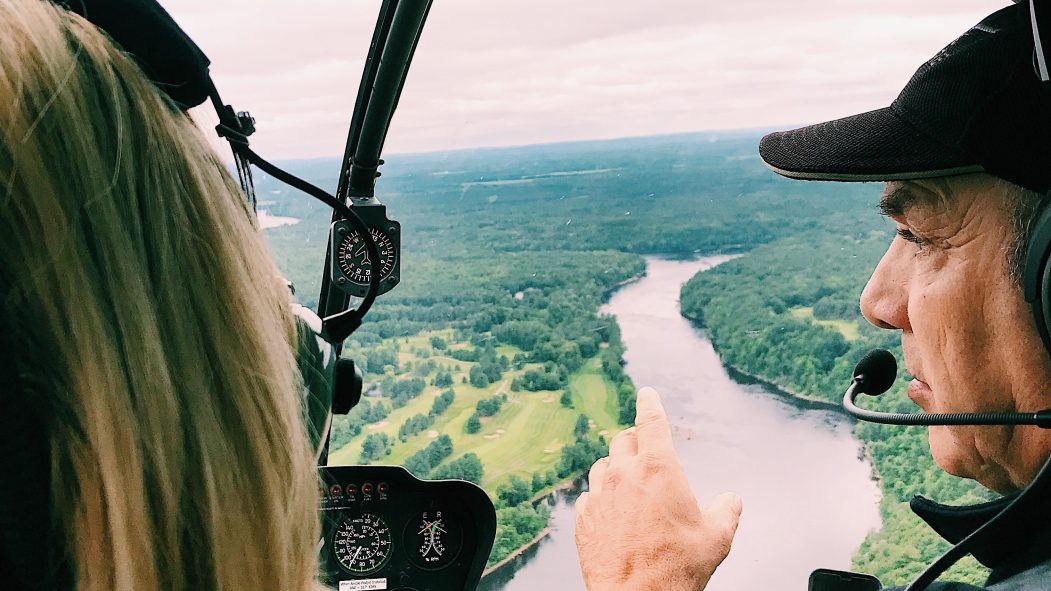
left=332, top=514, right=392, bottom=574
left=418, top=510, right=448, bottom=563
left=336, top=228, right=396, bottom=286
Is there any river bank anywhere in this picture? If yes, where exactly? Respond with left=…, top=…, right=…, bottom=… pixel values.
left=479, top=255, right=881, bottom=591
left=483, top=526, right=553, bottom=577
left=482, top=477, right=584, bottom=578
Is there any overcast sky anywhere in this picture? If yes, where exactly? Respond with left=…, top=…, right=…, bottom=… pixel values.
left=170, top=0, right=1007, bottom=160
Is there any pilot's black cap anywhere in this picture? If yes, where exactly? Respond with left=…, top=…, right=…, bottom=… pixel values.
left=759, top=3, right=1051, bottom=195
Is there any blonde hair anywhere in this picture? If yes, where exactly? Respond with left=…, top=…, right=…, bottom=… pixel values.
left=0, top=1, right=319, bottom=590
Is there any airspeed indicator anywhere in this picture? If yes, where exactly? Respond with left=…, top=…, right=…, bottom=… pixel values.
left=332, top=514, right=392, bottom=574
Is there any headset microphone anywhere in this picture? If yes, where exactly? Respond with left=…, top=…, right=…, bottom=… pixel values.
left=844, top=349, right=1051, bottom=428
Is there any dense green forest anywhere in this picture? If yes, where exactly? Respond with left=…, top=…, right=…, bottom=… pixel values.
left=680, top=225, right=993, bottom=586
left=257, top=131, right=990, bottom=581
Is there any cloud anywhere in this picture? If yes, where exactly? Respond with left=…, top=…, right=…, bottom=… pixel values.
left=172, top=0, right=1006, bottom=159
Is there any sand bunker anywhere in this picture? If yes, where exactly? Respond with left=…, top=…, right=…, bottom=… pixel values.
left=426, top=430, right=439, bottom=438
left=542, top=397, right=555, bottom=403
left=366, top=420, right=389, bottom=430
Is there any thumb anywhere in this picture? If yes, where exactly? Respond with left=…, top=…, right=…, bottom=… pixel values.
left=703, top=492, right=743, bottom=540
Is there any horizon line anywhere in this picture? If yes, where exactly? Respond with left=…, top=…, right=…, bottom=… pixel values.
left=267, top=124, right=799, bottom=166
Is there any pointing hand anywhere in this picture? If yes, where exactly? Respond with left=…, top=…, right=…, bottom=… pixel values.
left=574, top=387, right=742, bottom=591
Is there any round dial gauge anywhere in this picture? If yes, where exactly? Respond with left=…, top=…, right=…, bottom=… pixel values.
left=336, top=227, right=397, bottom=287
left=332, top=514, right=392, bottom=574
left=408, top=509, right=462, bottom=570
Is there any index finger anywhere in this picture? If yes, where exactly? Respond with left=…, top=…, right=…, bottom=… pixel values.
left=634, top=386, right=675, bottom=455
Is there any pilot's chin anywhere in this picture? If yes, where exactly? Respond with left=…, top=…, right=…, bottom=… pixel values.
left=927, top=427, right=1010, bottom=493
left=927, top=427, right=975, bottom=479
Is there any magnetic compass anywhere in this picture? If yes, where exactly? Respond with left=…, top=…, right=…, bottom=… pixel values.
left=332, top=513, right=392, bottom=575
left=328, top=205, right=400, bottom=298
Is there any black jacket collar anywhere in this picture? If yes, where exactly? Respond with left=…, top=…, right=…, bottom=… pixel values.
left=911, top=486, right=1051, bottom=586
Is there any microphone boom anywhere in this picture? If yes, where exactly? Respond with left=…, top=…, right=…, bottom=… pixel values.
left=845, top=349, right=1051, bottom=428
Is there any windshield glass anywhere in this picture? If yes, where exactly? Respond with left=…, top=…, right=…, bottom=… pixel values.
left=179, top=1, right=999, bottom=588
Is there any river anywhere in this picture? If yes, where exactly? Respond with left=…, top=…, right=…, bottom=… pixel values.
left=478, top=255, right=882, bottom=591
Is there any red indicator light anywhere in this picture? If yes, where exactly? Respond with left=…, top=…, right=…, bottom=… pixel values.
left=329, top=484, right=343, bottom=497
left=362, top=483, right=374, bottom=494
left=378, top=482, right=389, bottom=494
left=345, top=484, right=358, bottom=495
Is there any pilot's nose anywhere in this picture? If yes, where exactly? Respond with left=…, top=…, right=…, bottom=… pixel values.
left=860, top=241, right=911, bottom=332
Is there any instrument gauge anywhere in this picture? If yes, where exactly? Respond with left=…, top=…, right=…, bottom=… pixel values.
left=329, top=218, right=400, bottom=298
left=332, top=513, right=392, bottom=575
left=408, top=509, right=463, bottom=570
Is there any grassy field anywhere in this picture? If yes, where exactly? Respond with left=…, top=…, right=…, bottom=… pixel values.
left=328, top=331, right=622, bottom=491
left=789, top=306, right=859, bottom=341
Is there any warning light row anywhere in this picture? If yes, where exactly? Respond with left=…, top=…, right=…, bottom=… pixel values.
left=327, top=482, right=389, bottom=497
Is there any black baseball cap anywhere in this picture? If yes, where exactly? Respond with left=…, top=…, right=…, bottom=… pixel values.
left=759, top=2, right=1051, bottom=195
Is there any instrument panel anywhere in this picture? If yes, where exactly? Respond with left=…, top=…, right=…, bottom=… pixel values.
left=319, top=465, right=496, bottom=591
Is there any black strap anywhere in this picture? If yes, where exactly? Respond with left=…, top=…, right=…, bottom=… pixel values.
left=0, top=294, right=68, bottom=590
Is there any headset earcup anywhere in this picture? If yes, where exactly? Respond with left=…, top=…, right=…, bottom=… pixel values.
left=1022, top=201, right=1051, bottom=354
left=292, top=305, right=337, bottom=462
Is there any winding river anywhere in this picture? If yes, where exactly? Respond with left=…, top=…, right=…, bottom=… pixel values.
left=479, top=255, right=882, bottom=591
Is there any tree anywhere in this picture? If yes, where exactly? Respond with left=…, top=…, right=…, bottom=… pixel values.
left=402, top=435, right=454, bottom=477
left=432, top=371, right=454, bottom=387
left=431, top=453, right=484, bottom=483
left=360, top=433, right=391, bottom=463
left=365, top=348, right=399, bottom=374
left=427, top=435, right=454, bottom=465
left=429, top=389, right=455, bottom=417
left=469, top=365, right=490, bottom=388
left=560, top=389, right=573, bottom=408
left=398, top=413, right=434, bottom=442
left=464, top=414, right=482, bottom=434
left=476, top=396, right=504, bottom=417
left=498, top=475, right=533, bottom=507
left=531, top=472, right=546, bottom=493
left=574, top=414, right=590, bottom=439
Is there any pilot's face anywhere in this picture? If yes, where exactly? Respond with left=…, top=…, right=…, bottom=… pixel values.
left=859, top=174, right=1051, bottom=493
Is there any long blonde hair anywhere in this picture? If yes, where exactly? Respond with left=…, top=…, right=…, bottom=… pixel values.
left=0, top=1, right=319, bottom=589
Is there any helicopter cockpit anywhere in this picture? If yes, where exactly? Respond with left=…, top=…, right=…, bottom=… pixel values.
left=12, top=2, right=1051, bottom=591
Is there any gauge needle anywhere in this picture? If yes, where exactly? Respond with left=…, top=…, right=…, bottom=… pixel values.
left=352, top=546, right=363, bottom=562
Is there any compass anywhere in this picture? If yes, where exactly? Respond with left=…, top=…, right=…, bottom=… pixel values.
left=328, top=209, right=400, bottom=298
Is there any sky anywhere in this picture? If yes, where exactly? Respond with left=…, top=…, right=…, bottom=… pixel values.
left=169, top=0, right=1009, bottom=160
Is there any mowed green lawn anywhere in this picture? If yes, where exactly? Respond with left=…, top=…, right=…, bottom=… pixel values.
left=789, top=306, right=859, bottom=341
left=328, top=332, right=622, bottom=491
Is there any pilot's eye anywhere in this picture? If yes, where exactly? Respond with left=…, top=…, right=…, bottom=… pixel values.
left=896, top=228, right=927, bottom=250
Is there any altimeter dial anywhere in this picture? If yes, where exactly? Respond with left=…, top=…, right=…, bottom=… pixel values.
left=332, top=514, right=392, bottom=574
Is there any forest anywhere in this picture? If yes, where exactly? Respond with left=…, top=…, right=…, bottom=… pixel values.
left=258, top=131, right=994, bottom=582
